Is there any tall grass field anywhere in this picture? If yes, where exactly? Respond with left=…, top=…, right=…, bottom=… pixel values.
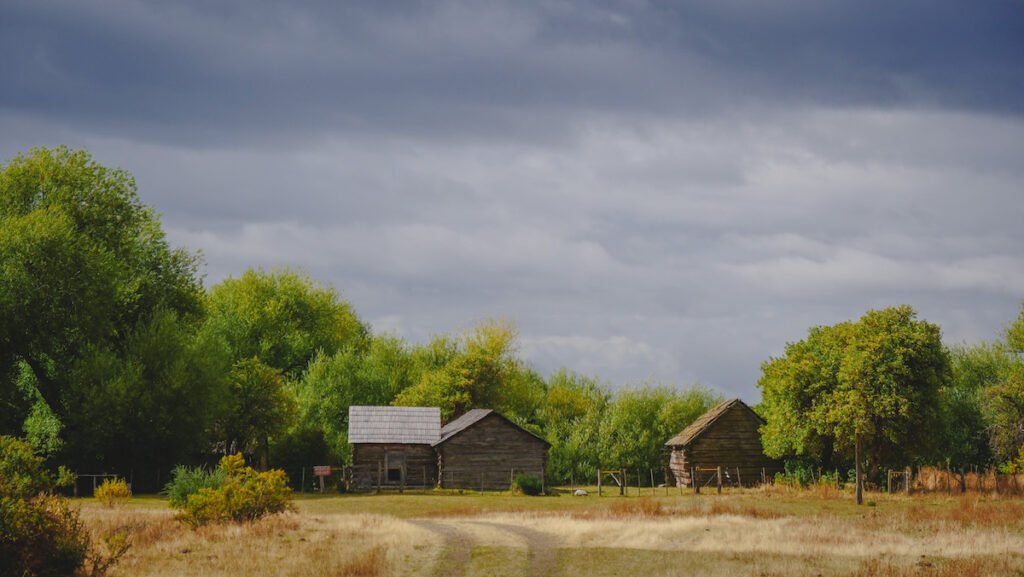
left=75, top=486, right=1024, bottom=577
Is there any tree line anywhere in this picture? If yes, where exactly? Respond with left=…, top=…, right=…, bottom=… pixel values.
left=757, top=304, right=1024, bottom=502
left=0, top=147, right=720, bottom=488
left=2, top=147, right=1022, bottom=491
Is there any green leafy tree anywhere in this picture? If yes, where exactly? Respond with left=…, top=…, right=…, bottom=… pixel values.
left=940, top=344, right=1002, bottom=467
left=213, top=358, right=295, bottom=469
left=598, top=385, right=720, bottom=476
left=59, top=309, right=231, bottom=473
left=394, top=320, right=544, bottom=423
left=758, top=306, right=950, bottom=504
left=296, top=334, right=417, bottom=461
left=203, top=269, right=366, bottom=380
left=986, top=304, right=1024, bottom=464
left=540, top=369, right=610, bottom=483
left=0, top=147, right=203, bottom=425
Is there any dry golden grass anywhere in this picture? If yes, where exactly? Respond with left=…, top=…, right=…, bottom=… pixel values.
left=79, top=505, right=440, bottom=577
left=77, top=491, right=1024, bottom=577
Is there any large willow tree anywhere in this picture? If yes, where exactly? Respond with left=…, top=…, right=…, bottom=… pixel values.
left=0, top=147, right=214, bottom=472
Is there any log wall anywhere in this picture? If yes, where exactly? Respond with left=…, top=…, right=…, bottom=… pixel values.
left=668, top=405, right=782, bottom=487
left=350, top=443, right=437, bottom=489
left=436, top=414, right=548, bottom=490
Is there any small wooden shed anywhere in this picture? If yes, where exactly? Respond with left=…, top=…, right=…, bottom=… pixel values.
left=433, top=409, right=549, bottom=490
left=665, top=398, right=782, bottom=487
left=348, top=406, right=440, bottom=489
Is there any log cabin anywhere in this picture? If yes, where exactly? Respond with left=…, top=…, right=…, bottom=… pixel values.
left=665, top=398, right=782, bottom=488
left=347, top=406, right=549, bottom=491
left=433, top=409, right=549, bottom=490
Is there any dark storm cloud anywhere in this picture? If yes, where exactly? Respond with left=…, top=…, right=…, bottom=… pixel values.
left=2, top=0, right=1022, bottom=145
left=1, top=1, right=1022, bottom=398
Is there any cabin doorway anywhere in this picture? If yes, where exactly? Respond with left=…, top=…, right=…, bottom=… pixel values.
left=385, top=451, right=406, bottom=484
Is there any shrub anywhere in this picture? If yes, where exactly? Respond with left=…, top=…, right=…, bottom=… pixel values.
left=95, top=478, right=132, bottom=507
left=0, top=435, right=120, bottom=577
left=175, top=453, right=292, bottom=526
left=512, top=473, right=543, bottom=496
left=163, top=465, right=226, bottom=508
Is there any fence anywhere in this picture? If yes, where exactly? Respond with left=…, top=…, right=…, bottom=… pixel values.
left=913, top=467, right=1024, bottom=497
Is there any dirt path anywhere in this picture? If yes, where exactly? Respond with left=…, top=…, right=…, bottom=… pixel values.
left=469, top=520, right=558, bottom=577
left=410, top=518, right=559, bottom=577
left=407, top=519, right=474, bottom=577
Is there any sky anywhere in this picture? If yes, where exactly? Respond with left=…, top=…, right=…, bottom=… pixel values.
left=2, top=1, right=1023, bottom=400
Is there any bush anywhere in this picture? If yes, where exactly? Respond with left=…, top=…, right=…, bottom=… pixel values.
left=95, top=478, right=132, bottom=507
left=163, top=465, right=227, bottom=508
left=0, top=435, right=97, bottom=577
left=513, top=473, right=543, bottom=496
left=174, top=453, right=293, bottom=526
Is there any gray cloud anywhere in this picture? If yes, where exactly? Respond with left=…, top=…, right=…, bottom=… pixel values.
left=1, top=1, right=1022, bottom=399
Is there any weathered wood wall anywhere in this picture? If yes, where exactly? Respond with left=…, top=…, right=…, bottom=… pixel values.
left=668, top=405, right=782, bottom=487
left=350, top=443, right=437, bottom=489
left=437, top=414, right=548, bottom=490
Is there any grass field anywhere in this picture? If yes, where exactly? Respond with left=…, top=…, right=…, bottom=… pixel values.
left=77, top=486, right=1024, bottom=577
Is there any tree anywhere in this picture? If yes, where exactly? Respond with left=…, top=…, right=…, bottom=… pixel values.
left=598, top=385, right=720, bottom=477
left=394, top=320, right=544, bottom=423
left=203, top=269, right=366, bottom=381
left=0, top=147, right=205, bottom=476
left=540, top=369, right=610, bottom=483
left=758, top=306, right=950, bottom=504
left=0, top=147, right=203, bottom=419
left=295, top=334, right=417, bottom=461
left=758, top=322, right=852, bottom=468
left=58, top=309, right=231, bottom=474
left=988, top=304, right=1024, bottom=464
left=213, top=358, right=296, bottom=469
left=940, top=344, right=1002, bottom=468
left=1007, top=304, right=1024, bottom=353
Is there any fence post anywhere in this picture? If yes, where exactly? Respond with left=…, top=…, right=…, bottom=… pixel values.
left=716, top=466, right=722, bottom=494
left=620, top=469, right=625, bottom=496
left=651, top=469, right=655, bottom=495
left=598, top=470, right=602, bottom=496
left=693, top=467, right=699, bottom=494
left=736, top=467, right=741, bottom=487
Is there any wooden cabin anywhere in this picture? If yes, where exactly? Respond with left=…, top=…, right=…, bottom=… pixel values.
left=348, top=406, right=440, bottom=489
left=665, top=398, right=782, bottom=487
left=433, top=409, right=550, bottom=490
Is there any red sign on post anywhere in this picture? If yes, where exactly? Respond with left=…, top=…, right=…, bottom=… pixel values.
left=314, top=466, right=332, bottom=477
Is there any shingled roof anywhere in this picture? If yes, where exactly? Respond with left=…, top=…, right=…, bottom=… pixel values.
left=433, top=409, right=550, bottom=447
left=348, top=406, right=441, bottom=444
left=664, top=398, right=763, bottom=447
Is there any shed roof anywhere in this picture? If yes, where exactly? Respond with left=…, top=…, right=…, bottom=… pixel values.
left=348, top=406, right=441, bottom=444
left=433, top=409, right=550, bottom=447
left=664, top=398, right=763, bottom=447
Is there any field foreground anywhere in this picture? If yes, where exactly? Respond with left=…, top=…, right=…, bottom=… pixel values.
left=79, top=489, right=1024, bottom=577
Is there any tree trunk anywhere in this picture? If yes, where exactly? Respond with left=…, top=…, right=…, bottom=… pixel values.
left=23, top=355, right=61, bottom=414
left=855, top=434, right=864, bottom=505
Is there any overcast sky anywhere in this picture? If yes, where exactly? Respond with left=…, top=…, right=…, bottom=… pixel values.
left=2, top=1, right=1023, bottom=400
